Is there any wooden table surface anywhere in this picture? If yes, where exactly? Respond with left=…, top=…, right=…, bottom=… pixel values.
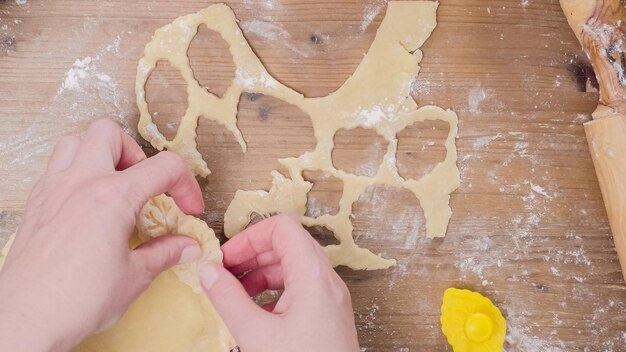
left=1, top=0, right=625, bottom=350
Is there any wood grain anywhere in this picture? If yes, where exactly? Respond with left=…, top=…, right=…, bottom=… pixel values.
left=0, top=0, right=625, bottom=351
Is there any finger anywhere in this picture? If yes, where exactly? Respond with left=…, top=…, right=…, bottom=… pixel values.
left=221, top=214, right=325, bottom=289
left=199, top=263, right=266, bottom=337
left=46, top=136, right=81, bottom=174
left=116, top=132, right=147, bottom=171
left=228, top=251, right=281, bottom=275
left=132, top=235, right=201, bottom=279
left=121, top=151, right=204, bottom=215
left=74, top=119, right=146, bottom=171
left=221, top=214, right=307, bottom=266
left=239, top=264, right=284, bottom=297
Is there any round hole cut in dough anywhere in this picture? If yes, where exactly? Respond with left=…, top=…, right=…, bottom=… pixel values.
left=136, top=2, right=460, bottom=271
left=0, top=195, right=235, bottom=352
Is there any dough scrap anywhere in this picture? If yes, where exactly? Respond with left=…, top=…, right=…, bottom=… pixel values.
left=137, top=1, right=460, bottom=270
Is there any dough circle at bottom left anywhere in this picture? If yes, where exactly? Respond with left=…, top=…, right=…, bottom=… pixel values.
left=74, top=269, right=234, bottom=352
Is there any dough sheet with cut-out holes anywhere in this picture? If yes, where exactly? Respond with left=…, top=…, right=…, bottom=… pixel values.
left=136, top=1, right=460, bottom=270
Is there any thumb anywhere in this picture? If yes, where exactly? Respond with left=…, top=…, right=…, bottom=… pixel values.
left=199, top=263, right=266, bottom=336
left=133, top=235, right=202, bottom=278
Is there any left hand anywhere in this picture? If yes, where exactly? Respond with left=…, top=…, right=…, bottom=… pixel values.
left=0, top=119, right=205, bottom=352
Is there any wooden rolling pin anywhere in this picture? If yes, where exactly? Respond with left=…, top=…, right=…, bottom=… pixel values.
left=561, top=0, right=626, bottom=283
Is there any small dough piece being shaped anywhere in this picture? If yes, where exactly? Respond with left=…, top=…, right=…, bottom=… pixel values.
left=0, top=194, right=234, bottom=352
left=136, top=194, right=221, bottom=293
left=136, top=2, right=460, bottom=271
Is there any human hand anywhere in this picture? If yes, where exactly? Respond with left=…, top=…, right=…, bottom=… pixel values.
left=199, top=214, right=360, bottom=352
left=0, top=119, right=205, bottom=352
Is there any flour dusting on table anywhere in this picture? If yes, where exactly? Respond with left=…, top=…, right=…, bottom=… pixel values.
left=52, top=33, right=134, bottom=134
left=1, top=20, right=134, bottom=190
left=468, top=84, right=489, bottom=114
left=240, top=19, right=313, bottom=59
left=360, top=1, right=387, bottom=32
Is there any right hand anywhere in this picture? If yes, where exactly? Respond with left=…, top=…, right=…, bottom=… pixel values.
left=199, top=214, right=360, bottom=352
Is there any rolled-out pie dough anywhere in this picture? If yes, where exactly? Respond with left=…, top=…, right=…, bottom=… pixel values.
left=137, top=1, right=460, bottom=270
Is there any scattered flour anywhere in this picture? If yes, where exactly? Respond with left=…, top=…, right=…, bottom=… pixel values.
left=530, top=183, right=553, bottom=199
left=235, top=67, right=279, bottom=89
left=360, top=1, right=387, bottom=32
left=468, top=84, right=488, bottom=114
left=355, top=106, right=386, bottom=128
left=507, top=190, right=546, bottom=259
left=1, top=29, right=133, bottom=181
left=240, top=19, right=290, bottom=41
left=544, top=245, right=592, bottom=267
left=473, top=133, right=502, bottom=148
left=453, top=236, right=499, bottom=283
left=58, top=57, right=97, bottom=94
left=240, top=19, right=313, bottom=58
left=241, top=0, right=278, bottom=11
left=305, top=197, right=335, bottom=218
left=0, top=126, right=67, bottom=170
left=15, top=0, right=28, bottom=6
left=411, top=79, right=432, bottom=95
left=261, top=0, right=276, bottom=10
left=505, top=324, right=564, bottom=352
left=357, top=303, right=383, bottom=347
left=502, top=303, right=569, bottom=352
left=572, top=113, right=591, bottom=126
left=550, top=266, right=561, bottom=277
left=55, top=34, right=123, bottom=98
left=361, top=304, right=380, bottom=330
left=47, top=30, right=135, bottom=138
left=355, top=161, right=379, bottom=178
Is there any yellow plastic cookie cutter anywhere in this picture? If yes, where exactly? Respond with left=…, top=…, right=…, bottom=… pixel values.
left=440, top=288, right=507, bottom=352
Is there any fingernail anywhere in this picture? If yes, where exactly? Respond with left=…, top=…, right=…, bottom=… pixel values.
left=199, top=264, right=219, bottom=290
left=178, top=245, right=202, bottom=265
